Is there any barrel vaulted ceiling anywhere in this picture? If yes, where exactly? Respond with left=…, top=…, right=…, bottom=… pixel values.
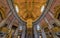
left=0, top=0, right=60, bottom=29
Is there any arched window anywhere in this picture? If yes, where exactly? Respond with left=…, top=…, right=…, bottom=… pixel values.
left=41, top=5, right=45, bottom=13
left=14, top=4, right=19, bottom=13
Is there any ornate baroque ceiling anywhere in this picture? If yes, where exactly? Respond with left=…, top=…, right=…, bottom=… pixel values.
left=13, top=0, right=47, bottom=22
left=0, top=0, right=60, bottom=27
left=0, top=0, right=60, bottom=38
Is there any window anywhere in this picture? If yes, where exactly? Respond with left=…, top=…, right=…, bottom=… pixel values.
left=37, top=25, right=40, bottom=31
left=19, top=26, right=22, bottom=30
left=41, top=5, right=45, bottom=13
left=15, top=4, right=19, bottom=13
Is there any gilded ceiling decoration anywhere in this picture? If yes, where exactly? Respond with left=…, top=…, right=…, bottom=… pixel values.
left=13, top=0, right=47, bottom=22
left=0, top=0, right=60, bottom=38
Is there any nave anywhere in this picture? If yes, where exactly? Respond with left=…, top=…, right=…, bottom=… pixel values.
left=0, top=0, right=60, bottom=38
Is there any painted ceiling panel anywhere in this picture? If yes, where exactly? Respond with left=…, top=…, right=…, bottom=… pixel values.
left=50, top=0, right=60, bottom=14
left=0, top=0, right=10, bottom=15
